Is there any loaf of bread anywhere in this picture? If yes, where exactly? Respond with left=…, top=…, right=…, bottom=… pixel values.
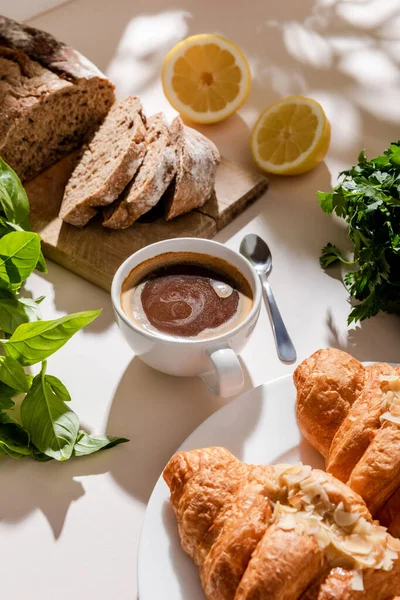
left=59, top=96, right=146, bottom=227
left=0, top=16, right=115, bottom=182
left=164, top=116, right=220, bottom=220
left=102, top=113, right=176, bottom=229
left=164, top=446, right=400, bottom=600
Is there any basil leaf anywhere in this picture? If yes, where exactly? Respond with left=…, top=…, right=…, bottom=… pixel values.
left=21, top=371, right=79, bottom=461
left=36, top=251, right=47, bottom=273
left=0, top=296, right=41, bottom=334
left=32, top=447, right=53, bottom=462
left=73, top=431, right=129, bottom=457
left=0, top=158, right=30, bottom=229
left=4, top=309, right=101, bottom=366
left=0, top=356, right=30, bottom=392
left=45, top=375, right=71, bottom=402
left=0, top=381, right=19, bottom=398
left=0, top=216, right=12, bottom=237
left=0, top=220, right=47, bottom=274
left=0, top=231, right=41, bottom=289
left=0, top=396, right=15, bottom=409
left=0, top=412, right=31, bottom=458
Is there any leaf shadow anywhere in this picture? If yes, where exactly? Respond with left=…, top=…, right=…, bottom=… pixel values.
left=42, top=261, right=115, bottom=335
left=0, top=448, right=120, bottom=539
left=326, top=307, right=400, bottom=364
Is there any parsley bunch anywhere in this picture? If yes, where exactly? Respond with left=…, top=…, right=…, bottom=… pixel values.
left=318, top=143, right=400, bottom=324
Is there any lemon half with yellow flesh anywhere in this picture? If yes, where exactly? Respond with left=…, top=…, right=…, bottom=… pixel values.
left=162, top=34, right=251, bottom=124
left=251, top=96, right=331, bottom=175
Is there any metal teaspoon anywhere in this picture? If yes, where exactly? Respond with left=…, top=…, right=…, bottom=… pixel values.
left=240, top=233, right=297, bottom=364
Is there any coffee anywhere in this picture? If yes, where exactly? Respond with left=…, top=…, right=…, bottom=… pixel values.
left=120, top=251, right=253, bottom=340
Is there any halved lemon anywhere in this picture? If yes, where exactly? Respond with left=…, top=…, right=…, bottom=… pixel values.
left=250, top=96, right=331, bottom=175
left=162, top=34, right=251, bottom=124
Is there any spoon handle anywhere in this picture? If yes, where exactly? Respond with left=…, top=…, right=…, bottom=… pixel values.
left=260, top=273, right=297, bottom=364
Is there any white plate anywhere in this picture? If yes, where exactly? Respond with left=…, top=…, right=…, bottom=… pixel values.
left=137, top=374, right=325, bottom=599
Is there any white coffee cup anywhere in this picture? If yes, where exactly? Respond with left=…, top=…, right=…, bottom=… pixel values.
left=111, top=238, right=262, bottom=398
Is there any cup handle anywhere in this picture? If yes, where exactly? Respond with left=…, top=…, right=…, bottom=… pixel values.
left=201, top=347, right=244, bottom=398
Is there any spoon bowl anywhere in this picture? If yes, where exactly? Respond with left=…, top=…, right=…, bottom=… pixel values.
left=240, top=233, right=272, bottom=275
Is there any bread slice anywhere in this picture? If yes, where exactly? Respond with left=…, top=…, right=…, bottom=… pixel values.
left=102, top=113, right=177, bottom=229
left=0, top=16, right=115, bottom=182
left=164, top=117, right=220, bottom=221
left=59, top=96, right=146, bottom=227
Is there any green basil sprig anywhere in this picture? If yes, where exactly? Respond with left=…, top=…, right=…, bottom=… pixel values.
left=4, top=310, right=101, bottom=366
left=0, top=157, right=128, bottom=462
left=0, top=158, right=30, bottom=229
left=21, top=363, right=80, bottom=461
left=0, top=296, right=42, bottom=334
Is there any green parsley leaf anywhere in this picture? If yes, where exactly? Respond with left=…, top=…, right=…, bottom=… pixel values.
left=319, top=141, right=400, bottom=323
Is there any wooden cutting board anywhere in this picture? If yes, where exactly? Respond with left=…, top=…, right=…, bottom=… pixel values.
left=25, top=153, right=268, bottom=292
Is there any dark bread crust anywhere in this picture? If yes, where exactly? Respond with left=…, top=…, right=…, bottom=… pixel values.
left=0, top=15, right=109, bottom=81
left=0, top=15, right=115, bottom=181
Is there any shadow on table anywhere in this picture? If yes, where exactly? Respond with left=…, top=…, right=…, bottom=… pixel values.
left=43, top=260, right=115, bottom=334
left=0, top=448, right=119, bottom=539
left=215, top=161, right=343, bottom=266
left=105, top=355, right=255, bottom=504
left=326, top=308, right=400, bottom=364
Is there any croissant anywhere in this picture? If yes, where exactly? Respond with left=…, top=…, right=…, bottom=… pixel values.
left=163, top=446, right=400, bottom=599
left=294, top=348, right=400, bottom=539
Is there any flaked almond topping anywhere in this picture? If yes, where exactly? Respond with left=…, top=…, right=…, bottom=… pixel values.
left=281, top=463, right=312, bottom=485
left=341, top=534, right=373, bottom=555
left=379, top=374, right=400, bottom=389
left=380, top=412, right=400, bottom=425
left=353, top=517, right=373, bottom=538
left=315, top=527, right=331, bottom=548
left=299, top=476, right=331, bottom=507
left=379, top=378, right=400, bottom=425
left=271, top=462, right=399, bottom=589
left=277, top=513, right=297, bottom=531
left=334, top=502, right=360, bottom=527
left=351, top=570, right=364, bottom=591
left=273, top=463, right=292, bottom=476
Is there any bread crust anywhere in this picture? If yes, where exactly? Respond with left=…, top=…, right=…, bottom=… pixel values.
left=295, top=349, right=400, bottom=537
left=164, top=117, right=220, bottom=220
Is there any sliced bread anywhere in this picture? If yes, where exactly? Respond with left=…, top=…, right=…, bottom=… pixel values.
left=0, top=16, right=115, bottom=182
left=164, top=117, right=220, bottom=221
left=102, top=113, right=177, bottom=229
left=59, top=96, right=146, bottom=227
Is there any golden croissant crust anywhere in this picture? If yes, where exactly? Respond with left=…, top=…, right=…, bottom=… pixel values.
left=294, top=348, right=400, bottom=540
left=163, top=446, right=400, bottom=600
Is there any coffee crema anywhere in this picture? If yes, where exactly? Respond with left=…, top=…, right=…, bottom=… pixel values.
left=120, top=252, right=253, bottom=340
